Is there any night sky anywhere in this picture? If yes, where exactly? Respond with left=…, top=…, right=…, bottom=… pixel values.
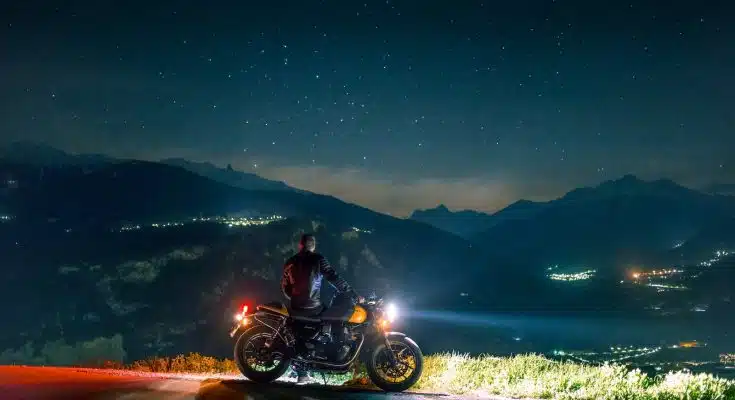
left=2, top=1, right=733, bottom=216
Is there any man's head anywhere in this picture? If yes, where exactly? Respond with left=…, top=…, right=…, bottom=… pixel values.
left=298, top=233, right=316, bottom=252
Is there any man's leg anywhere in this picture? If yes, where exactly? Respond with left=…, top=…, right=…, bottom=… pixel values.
left=296, top=368, right=310, bottom=385
left=330, top=321, right=351, bottom=361
left=329, top=294, right=352, bottom=361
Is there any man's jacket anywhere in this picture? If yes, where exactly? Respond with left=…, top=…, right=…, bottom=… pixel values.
left=281, top=251, right=353, bottom=310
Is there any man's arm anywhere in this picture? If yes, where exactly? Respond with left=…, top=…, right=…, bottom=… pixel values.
left=281, top=258, right=294, bottom=300
left=317, top=255, right=356, bottom=296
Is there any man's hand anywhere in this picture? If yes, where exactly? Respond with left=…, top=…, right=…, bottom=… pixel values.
left=348, top=290, right=363, bottom=304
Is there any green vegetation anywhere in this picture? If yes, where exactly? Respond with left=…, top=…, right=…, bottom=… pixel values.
left=119, top=352, right=735, bottom=399
left=2, top=342, right=732, bottom=399
left=0, top=334, right=125, bottom=367
left=128, top=353, right=237, bottom=374
left=410, top=353, right=735, bottom=399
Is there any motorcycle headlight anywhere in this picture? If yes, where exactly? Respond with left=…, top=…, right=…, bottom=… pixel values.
left=386, top=303, right=398, bottom=322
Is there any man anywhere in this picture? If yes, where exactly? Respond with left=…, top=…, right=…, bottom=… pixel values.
left=281, top=233, right=359, bottom=384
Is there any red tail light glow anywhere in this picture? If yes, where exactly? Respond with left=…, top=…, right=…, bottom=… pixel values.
left=242, top=305, right=249, bottom=314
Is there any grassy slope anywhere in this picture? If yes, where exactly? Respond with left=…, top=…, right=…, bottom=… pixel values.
left=124, top=353, right=735, bottom=400
left=2, top=334, right=732, bottom=399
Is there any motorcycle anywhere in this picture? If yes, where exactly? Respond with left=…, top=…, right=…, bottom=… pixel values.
left=228, top=294, right=423, bottom=392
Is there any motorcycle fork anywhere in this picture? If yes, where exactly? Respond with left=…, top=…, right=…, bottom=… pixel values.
left=382, top=332, right=398, bottom=366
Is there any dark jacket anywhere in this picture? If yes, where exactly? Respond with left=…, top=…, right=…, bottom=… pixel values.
left=281, top=250, right=353, bottom=310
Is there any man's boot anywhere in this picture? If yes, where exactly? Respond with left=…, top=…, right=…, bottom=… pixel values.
left=296, top=369, right=311, bottom=385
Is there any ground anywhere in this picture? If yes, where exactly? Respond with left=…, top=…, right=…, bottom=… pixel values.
left=0, top=366, right=476, bottom=399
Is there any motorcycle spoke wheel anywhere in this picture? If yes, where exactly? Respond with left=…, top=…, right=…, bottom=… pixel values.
left=242, top=332, right=285, bottom=372
left=374, top=342, right=418, bottom=384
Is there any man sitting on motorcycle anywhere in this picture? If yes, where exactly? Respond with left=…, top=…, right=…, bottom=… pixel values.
left=281, top=233, right=361, bottom=384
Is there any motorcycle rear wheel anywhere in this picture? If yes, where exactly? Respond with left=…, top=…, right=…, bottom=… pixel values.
left=234, top=325, right=291, bottom=383
left=366, top=336, right=423, bottom=392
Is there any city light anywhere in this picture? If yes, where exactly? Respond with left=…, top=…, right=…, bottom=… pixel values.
left=0, top=215, right=12, bottom=221
left=626, top=267, right=691, bottom=293
left=631, top=269, right=683, bottom=280
left=552, top=345, right=663, bottom=364
left=676, top=341, right=705, bottom=349
left=645, top=282, right=688, bottom=291
left=118, top=215, right=283, bottom=232
left=699, top=249, right=732, bottom=267
left=548, top=269, right=596, bottom=281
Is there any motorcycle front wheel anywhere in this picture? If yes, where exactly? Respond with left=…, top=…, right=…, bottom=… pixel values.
left=366, top=336, right=424, bottom=392
left=234, top=325, right=291, bottom=383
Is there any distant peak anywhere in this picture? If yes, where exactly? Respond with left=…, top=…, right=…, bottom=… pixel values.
left=596, top=174, right=646, bottom=189
left=511, top=199, right=534, bottom=206
left=615, top=174, right=642, bottom=183
left=409, top=204, right=451, bottom=218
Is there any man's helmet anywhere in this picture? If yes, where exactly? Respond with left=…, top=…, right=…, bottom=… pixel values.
left=299, top=233, right=316, bottom=252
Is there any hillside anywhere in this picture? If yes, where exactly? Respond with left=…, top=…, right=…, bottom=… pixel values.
left=0, top=141, right=296, bottom=192
left=472, top=175, right=735, bottom=273
left=3, top=155, right=735, bottom=362
left=409, top=205, right=495, bottom=238
left=0, top=141, right=114, bottom=166
left=0, top=158, right=492, bottom=290
left=704, top=183, right=735, bottom=196
left=667, top=217, right=735, bottom=264
left=160, top=158, right=295, bottom=192
left=0, top=215, right=505, bottom=361
left=0, top=156, right=520, bottom=359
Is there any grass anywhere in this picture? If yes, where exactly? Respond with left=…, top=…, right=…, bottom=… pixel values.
left=123, top=353, right=735, bottom=399
left=410, top=353, right=735, bottom=399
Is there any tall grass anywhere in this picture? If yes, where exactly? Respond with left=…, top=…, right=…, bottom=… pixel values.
left=124, top=352, right=735, bottom=399
left=413, top=353, right=735, bottom=400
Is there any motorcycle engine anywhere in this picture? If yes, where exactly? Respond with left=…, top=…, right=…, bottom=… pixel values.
left=316, top=324, right=332, bottom=344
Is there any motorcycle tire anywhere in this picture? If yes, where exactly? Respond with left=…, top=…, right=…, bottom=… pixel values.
left=234, top=325, right=291, bottom=383
left=366, top=336, right=423, bottom=392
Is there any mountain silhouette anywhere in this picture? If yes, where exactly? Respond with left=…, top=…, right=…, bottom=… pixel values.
left=2, top=153, right=734, bottom=361
left=472, top=175, right=735, bottom=272
left=0, top=156, right=492, bottom=300
left=409, top=204, right=495, bottom=238
left=0, top=141, right=295, bottom=192
left=0, top=141, right=113, bottom=166
left=161, top=158, right=296, bottom=192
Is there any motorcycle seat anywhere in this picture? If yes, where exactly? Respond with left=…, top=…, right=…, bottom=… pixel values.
left=288, top=306, right=323, bottom=323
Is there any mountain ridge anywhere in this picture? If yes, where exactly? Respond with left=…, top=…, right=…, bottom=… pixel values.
left=160, top=157, right=297, bottom=192
left=0, top=141, right=295, bottom=193
left=471, top=174, right=735, bottom=271
left=409, top=204, right=494, bottom=238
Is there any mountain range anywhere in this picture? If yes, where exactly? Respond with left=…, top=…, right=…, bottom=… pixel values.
left=1, top=141, right=735, bottom=363
left=411, top=175, right=735, bottom=269
left=0, top=141, right=293, bottom=193
left=409, top=205, right=495, bottom=238
left=3, top=141, right=735, bottom=272
left=160, top=158, right=296, bottom=192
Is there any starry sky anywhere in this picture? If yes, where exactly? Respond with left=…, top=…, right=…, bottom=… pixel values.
left=2, top=0, right=734, bottom=216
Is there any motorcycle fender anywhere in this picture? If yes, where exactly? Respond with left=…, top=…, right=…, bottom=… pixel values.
left=385, top=332, right=420, bottom=349
left=360, top=331, right=417, bottom=362
left=230, top=312, right=285, bottom=340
